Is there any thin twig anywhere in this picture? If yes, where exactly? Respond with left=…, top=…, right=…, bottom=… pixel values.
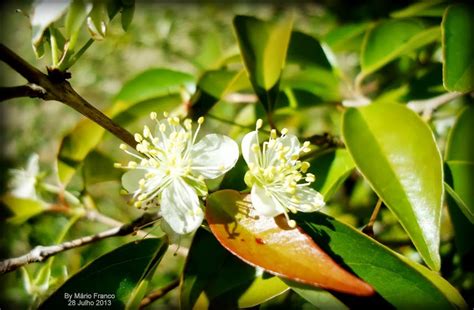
left=139, top=279, right=180, bottom=309
left=0, top=213, right=160, bottom=274
left=0, top=43, right=136, bottom=147
left=407, top=92, right=463, bottom=120
left=0, top=84, right=46, bottom=101
left=362, top=198, right=383, bottom=237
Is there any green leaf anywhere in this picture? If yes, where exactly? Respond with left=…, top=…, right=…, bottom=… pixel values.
left=287, top=31, right=332, bottom=71
left=283, top=280, right=348, bottom=310
left=342, top=102, right=443, bottom=270
left=31, top=0, right=71, bottom=45
left=2, top=195, right=46, bottom=225
left=445, top=105, right=474, bottom=222
left=206, top=190, right=374, bottom=296
left=39, top=238, right=168, bottom=309
left=233, top=15, right=293, bottom=111
left=324, top=23, right=369, bottom=52
left=295, top=212, right=467, bottom=309
left=83, top=150, right=122, bottom=186
left=57, top=69, right=194, bottom=186
left=361, top=19, right=440, bottom=76
left=181, top=228, right=288, bottom=310
left=309, top=149, right=355, bottom=200
left=86, top=1, right=108, bottom=40
left=188, top=69, right=250, bottom=120
left=120, top=2, right=135, bottom=31
left=65, top=0, right=93, bottom=38
left=442, top=4, right=474, bottom=92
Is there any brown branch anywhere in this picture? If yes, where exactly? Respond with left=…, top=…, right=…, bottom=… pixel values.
left=0, top=213, right=160, bottom=274
left=0, top=84, right=46, bottom=101
left=139, top=279, right=180, bottom=309
left=0, top=43, right=136, bottom=147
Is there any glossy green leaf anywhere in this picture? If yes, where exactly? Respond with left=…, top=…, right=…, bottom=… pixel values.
left=40, top=238, right=168, bottom=309
left=206, top=190, right=374, bottom=296
left=309, top=149, right=355, bottom=200
left=233, top=15, right=293, bottom=111
left=31, top=0, right=71, bottom=45
left=188, top=69, right=250, bottom=120
left=65, top=0, right=92, bottom=37
left=283, top=280, right=348, bottom=310
left=287, top=31, right=332, bottom=71
left=442, top=4, right=474, bottom=92
left=181, top=228, right=288, bottom=310
left=295, top=212, right=467, bottom=309
left=57, top=69, right=194, bottom=186
left=324, top=23, right=369, bottom=52
left=342, top=102, right=443, bottom=270
left=361, top=19, right=440, bottom=75
left=2, top=195, right=46, bottom=225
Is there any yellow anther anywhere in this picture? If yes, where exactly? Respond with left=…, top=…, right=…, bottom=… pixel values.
left=134, top=201, right=142, bottom=208
left=270, top=129, right=277, bottom=139
left=120, top=144, right=127, bottom=150
left=303, top=141, right=310, bottom=148
left=256, top=119, right=263, bottom=129
left=198, top=116, right=205, bottom=124
left=288, top=219, right=296, bottom=228
left=134, top=133, right=143, bottom=142
left=114, top=163, right=122, bottom=168
left=150, top=112, right=157, bottom=120
left=128, top=161, right=137, bottom=168
left=163, top=111, right=169, bottom=118
left=305, top=173, right=315, bottom=183
left=184, top=119, right=192, bottom=130
left=119, top=189, right=128, bottom=195
left=251, top=144, right=260, bottom=153
left=303, top=147, right=311, bottom=153
left=301, top=162, right=310, bottom=173
left=143, top=125, right=151, bottom=138
left=159, top=124, right=166, bottom=132
left=152, top=137, right=160, bottom=145
left=139, top=179, right=146, bottom=186
left=281, top=128, right=288, bottom=135
left=291, top=154, right=299, bottom=161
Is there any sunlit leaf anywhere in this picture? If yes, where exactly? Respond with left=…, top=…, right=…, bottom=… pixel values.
left=65, top=0, right=93, bottom=38
left=342, top=102, right=443, bottom=270
left=86, top=1, right=108, bottom=40
left=39, top=238, right=168, bottom=309
left=295, top=212, right=467, bottom=309
left=442, top=4, right=474, bottom=92
left=324, top=22, right=369, bottom=52
left=181, top=228, right=288, bottom=310
left=233, top=15, right=293, bottom=111
left=83, top=150, right=121, bottom=186
left=361, top=19, right=440, bottom=76
left=206, top=190, right=374, bottom=296
left=283, top=280, right=348, bottom=310
left=2, top=195, right=46, bottom=225
left=390, top=0, right=447, bottom=18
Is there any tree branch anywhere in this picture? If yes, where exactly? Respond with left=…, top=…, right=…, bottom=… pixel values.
left=0, top=84, right=46, bottom=101
left=139, top=279, right=180, bottom=309
left=0, top=43, right=136, bottom=147
left=0, top=213, right=160, bottom=274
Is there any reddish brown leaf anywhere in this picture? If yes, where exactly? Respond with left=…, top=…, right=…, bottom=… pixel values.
left=206, top=190, right=374, bottom=296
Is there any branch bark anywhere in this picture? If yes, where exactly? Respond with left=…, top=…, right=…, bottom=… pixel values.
left=0, top=213, right=160, bottom=274
left=0, top=43, right=136, bottom=147
left=139, top=279, right=180, bottom=309
left=0, top=84, right=46, bottom=101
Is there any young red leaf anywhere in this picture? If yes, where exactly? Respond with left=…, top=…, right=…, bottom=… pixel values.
left=206, top=190, right=374, bottom=296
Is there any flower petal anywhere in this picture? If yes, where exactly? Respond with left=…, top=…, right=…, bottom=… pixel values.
left=241, top=131, right=259, bottom=166
left=294, top=187, right=325, bottom=212
left=278, top=134, right=301, bottom=160
left=251, top=185, right=284, bottom=217
left=191, top=134, right=239, bottom=179
left=121, top=169, right=146, bottom=193
left=160, top=178, right=203, bottom=234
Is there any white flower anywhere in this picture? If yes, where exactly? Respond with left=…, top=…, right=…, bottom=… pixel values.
left=116, top=113, right=239, bottom=235
left=241, top=120, right=325, bottom=227
left=9, top=154, right=40, bottom=200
